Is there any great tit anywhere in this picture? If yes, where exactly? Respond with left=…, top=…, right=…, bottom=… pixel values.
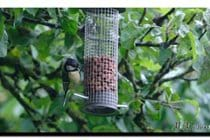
left=62, top=58, right=81, bottom=107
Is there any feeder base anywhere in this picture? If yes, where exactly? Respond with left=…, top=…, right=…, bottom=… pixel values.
left=85, top=103, right=117, bottom=115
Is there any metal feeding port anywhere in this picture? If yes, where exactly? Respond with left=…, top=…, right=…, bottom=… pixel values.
left=84, top=8, right=120, bottom=115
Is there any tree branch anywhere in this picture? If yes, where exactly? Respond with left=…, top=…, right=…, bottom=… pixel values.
left=159, top=66, right=194, bottom=84
left=135, top=41, right=178, bottom=48
left=198, top=29, right=207, bottom=40
left=0, top=56, right=89, bottom=132
left=187, top=13, right=196, bottom=24
left=0, top=9, right=61, bottom=29
left=153, top=8, right=175, bottom=26
left=138, top=8, right=147, bottom=25
left=123, top=59, right=139, bottom=93
left=146, top=55, right=193, bottom=98
left=0, top=71, right=41, bottom=132
left=136, top=13, right=196, bottom=49
left=139, top=27, right=154, bottom=42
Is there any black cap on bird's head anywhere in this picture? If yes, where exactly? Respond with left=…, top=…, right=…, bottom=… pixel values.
left=64, top=58, right=79, bottom=72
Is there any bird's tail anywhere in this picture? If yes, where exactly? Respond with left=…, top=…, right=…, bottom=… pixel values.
left=63, top=91, right=69, bottom=107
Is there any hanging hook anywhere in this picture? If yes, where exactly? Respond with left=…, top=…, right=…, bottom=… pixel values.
left=73, top=93, right=89, bottom=100
left=117, top=104, right=128, bottom=108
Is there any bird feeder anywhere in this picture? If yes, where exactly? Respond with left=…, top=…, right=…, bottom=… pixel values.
left=83, top=8, right=122, bottom=115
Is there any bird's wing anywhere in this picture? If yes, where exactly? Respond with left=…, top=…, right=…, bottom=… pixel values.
left=62, top=69, right=70, bottom=94
left=62, top=69, right=70, bottom=107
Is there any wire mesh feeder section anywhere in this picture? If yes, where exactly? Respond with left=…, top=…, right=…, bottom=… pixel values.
left=84, top=8, right=119, bottom=115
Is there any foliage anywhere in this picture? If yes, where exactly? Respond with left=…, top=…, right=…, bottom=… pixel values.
left=0, top=8, right=210, bottom=133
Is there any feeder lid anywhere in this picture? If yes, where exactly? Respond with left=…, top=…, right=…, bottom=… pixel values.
left=82, top=8, right=126, bottom=13
left=84, top=103, right=117, bottom=116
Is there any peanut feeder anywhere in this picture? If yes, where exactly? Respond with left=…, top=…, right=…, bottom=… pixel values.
left=84, top=8, right=120, bottom=115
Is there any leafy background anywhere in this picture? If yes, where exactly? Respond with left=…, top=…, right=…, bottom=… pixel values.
left=0, top=8, right=210, bottom=132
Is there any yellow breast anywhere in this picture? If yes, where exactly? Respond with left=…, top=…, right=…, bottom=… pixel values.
left=68, top=71, right=80, bottom=85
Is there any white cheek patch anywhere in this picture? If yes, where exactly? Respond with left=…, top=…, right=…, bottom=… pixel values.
left=66, top=66, right=75, bottom=71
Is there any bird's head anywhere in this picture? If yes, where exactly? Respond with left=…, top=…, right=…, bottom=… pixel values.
left=64, top=58, right=79, bottom=72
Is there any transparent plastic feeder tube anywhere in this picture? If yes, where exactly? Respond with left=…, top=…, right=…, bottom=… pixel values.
left=84, top=8, right=119, bottom=115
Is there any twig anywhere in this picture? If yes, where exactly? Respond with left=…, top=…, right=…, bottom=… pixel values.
left=141, top=98, right=182, bottom=110
left=171, top=57, right=192, bottom=67
left=135, top=41, right=178, bottom=48
left=123, top=59, right=139, bottom=93
left=153, top=8, right=175, bottom=26
left=163, top=8, right=176, bottom=18
left=139, top=27, right=154, bottom=42
left=159, top=66, right=194, bottom=84
left=187, top=13, right=196, bottom=24
left=182, top=77, right=198, bottom=81
left=139, top=8, right=146, bottom=25
left=135, top=42, right=162, bottom=47
left=198, top=29, right=207, bottom=40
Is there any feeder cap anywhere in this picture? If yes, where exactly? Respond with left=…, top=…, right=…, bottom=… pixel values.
left=85, top=103, right=117, bottom=116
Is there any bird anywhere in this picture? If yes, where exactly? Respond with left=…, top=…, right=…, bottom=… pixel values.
left=62, top=58, right=81, bottom=107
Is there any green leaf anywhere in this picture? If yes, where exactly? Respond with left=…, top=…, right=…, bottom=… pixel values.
left=200, top=79, right=210, bottom=93
left=165, top=86, right=173, bottom=102
left=64, top=33, right=75, bottom=48
left=61, top=16, right=78, bottom=35
left=174, top=110, right=183, bottom=121
left=184, top=99, right=200, bottom=118
left=171, top=93, right=180, bottom=101
left=121, top=22, right=143, bottom=49
left=198, top=56, right=210, bottom=84
left=174, top=110, right=184, bottom=128
left=13, top=9, right=24, bottom=25
left=178, top=32, right=197, bottom=59
left=159, top=48, right=172, bottom=65
left=115, top=118, right=128, bottom=132
left=35, top=30, right=55, bottom=60
left=203, top=9, right=210, bottom=26
left=140, top=57, right=161, bottom=72
left=176, top=99, right=200, bottom=119
left=92, top=125, right=119, bottom=132
left=7, top=27, right=35, bottom=45
left=178, top=24, right=189, bottom=38
left=188, top=32, right=196, bottom=61
left=33, top=96, right=50, bottom=108
left=68, top=9, right=80, bottom=15
left=0, top=31, right=8, bottom=57
left=58, top=121, right=78, bottom=132
left=118, top=76, right=134, bottom=103
left=143, top=101, right=162, bottom=120
left=0, top=42, right=7, bottom=58
left=0, top=98, right=24, bottom=119
left=206, top=27, right=210, bottom=40
left=0, top=13, right=5, bottom=38
left=30, top=45, right=38, bottom=59
left=173, top=10, right=185, bottom=27
left=48, top=96, right=65, bottom=116
left=129, top=99, right=142, bottom=113
left=20, top=51, right=34, bottom=69
left=25, top=8, right=39, bottom=17
left=47, top=9, right=57, bottom=19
